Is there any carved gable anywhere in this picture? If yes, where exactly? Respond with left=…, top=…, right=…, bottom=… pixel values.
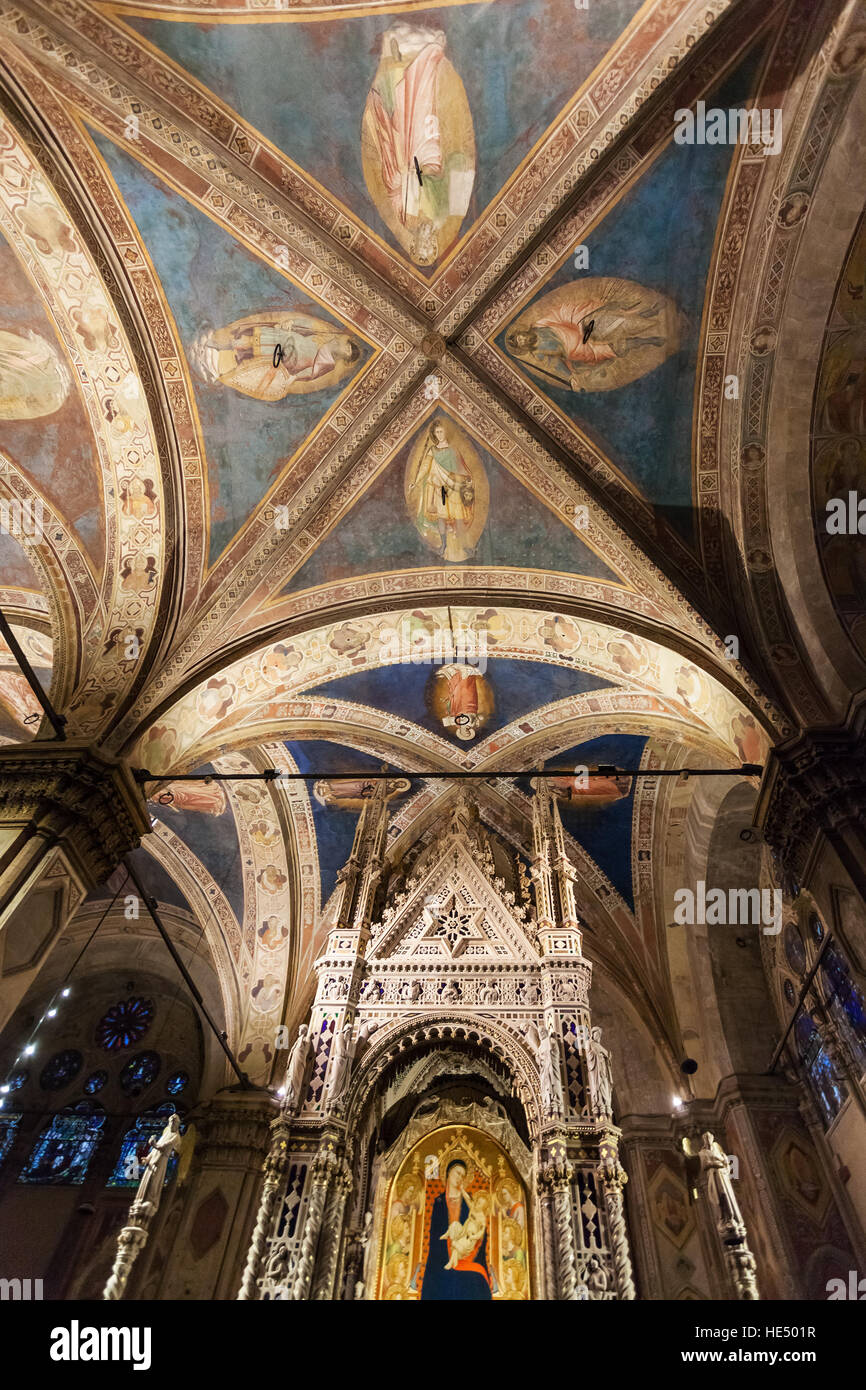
left=369, top=837, right=537, bottom=964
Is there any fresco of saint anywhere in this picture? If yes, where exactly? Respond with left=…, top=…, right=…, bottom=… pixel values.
left=313, top=777, right=410, bottom=811
left=120, top=478, right=159, bottom=523
left=818, top=329, right=866, bottom=434
left=191, top=312, right=361, bottom=402
left=0, top=328, right=71, bottom=419
left=151, top=781, right=227, bottom=816
left=426, top=662, right=493, bottom=742
left=505, top=277, right=685, bottom=393
left=543, top=768, right=632, bottom=808
left=362, top=24, right=476, bottom=266
left=405, top=417, right=488, bottom=562
left=0, top=667, right=42, bottom=726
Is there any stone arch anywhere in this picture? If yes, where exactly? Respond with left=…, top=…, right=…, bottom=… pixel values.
left=344, top=1011, right=543, bottom=1143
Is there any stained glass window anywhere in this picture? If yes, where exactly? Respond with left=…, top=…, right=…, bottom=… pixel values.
left=96, top=997, right=154, bottom=1051
left=107, top=1102, right=183, bottom=1188
left=784, top=923, right=807, bottom=975
left=784, top=979, right=796, bottom=1005
left=810, top=913, right=825, bottom=944
left=821, top=944, right=866, bottom=1071
left=165, top=1070, right=188, bottom=1096
left=83, top=1070, right=108, bottom=1096
left=39, top=1050, right=83, bottom=1091
left=119, top=1051, right=161, bottom=1098
left=2, top=1070, right=28, bottom=1094
left=795, top=1015, right=845, bottom=1126
left=18, top=1101, right=105, bottom=1185
left=0, top=1112, right=21, bottom=1166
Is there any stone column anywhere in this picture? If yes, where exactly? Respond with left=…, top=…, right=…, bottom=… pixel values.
left=540, top=1139, right=579, bottom=1300
left=237, top=1109, right=292, bottom=1300
left=535, top=1171, right=559, bottom=1299
left=598, top=1138, right=636, bottom=1300
left=291, top=1145, right=340, bottom=1301
left=311, top=1158, right=351, bottom=1300
left=716, top=1217, right=760, bottom=1300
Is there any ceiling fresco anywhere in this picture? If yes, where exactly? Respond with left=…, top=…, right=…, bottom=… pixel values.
left=282, top=408, right=620, bottom=591
left=90, top=127, right=374, bottom=565
left=0, top=621, right=52, bottom=739
left=494, top=44, right=763, bottom=544
left=530, top=731, right=649, bottom=910
left=120, top=0, right=646, bottom=275
left=0, top=0, right=862, bottom=1085
left=302, top=655, right=615, bottom=746
left=0, top=529, right=44, bottom=600
left=148, top=766, right=245, bottom=925
left=0, top=227, right=105, bottom=570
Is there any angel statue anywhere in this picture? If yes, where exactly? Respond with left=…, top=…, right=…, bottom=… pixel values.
left=283, top=1023, right=312, bottom=1113
left=587, top=1026, right=614, bottom=1118
left=135, top=1113, right=183, bottom=1213
left=326, top=1021, right=356, bottom=1109
left=536, top=1018, right=564, bottom=1118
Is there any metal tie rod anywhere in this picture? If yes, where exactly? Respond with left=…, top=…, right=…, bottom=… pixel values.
left=134, top=765, right=763, bottom=784
left=123, top=853, right=252, bottom=1089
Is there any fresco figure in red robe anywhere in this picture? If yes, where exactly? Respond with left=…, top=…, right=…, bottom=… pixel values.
left=362, top=24, right=475, bottom=266
left=506, top=277, right=684, bottom=393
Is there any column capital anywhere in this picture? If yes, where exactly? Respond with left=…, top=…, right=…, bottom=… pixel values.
left=0, top=741, right=151, bottom=888
left=755, top=716, right=866, bottom=894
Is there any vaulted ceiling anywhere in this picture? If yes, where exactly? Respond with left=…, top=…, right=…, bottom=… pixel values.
left=1, top=0, right=864, bottom=1086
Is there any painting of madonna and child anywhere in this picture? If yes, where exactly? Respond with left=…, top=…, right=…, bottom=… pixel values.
left=376, top=1125, right=530, bottom=1300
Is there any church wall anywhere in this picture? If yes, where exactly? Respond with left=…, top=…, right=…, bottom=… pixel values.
left=140, top=1090, right=273, bottom=1300
left=622, top=1126, right=718, bottom=1301
left=663, top=774, right=738, bottom=1097
left=789, top=847, right=866, bottom=1247
left=704, top=783, right=779, bottom=1076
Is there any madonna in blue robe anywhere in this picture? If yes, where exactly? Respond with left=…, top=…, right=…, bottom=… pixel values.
left=420, top=1160, right=491, bottom=1301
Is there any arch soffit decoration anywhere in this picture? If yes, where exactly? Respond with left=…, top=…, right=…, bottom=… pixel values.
left=0, top=90, right=180, bottom=732
left=124, top=605, right=783, bottom=773
left=719, top=13, right=866, bottom=722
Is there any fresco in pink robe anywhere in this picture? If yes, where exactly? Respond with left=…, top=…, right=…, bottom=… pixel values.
left=362, top=24, right=475, bottom=267
left=505, top=277, right=685, bottom=393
